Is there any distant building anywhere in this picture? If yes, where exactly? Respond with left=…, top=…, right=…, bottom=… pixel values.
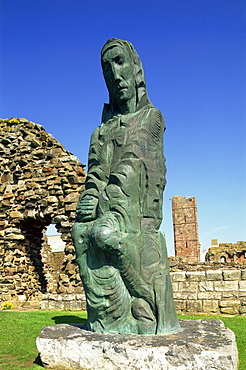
left=205, top=240, right=246, bottom=263
left=172, top=196, right=200, bottom=262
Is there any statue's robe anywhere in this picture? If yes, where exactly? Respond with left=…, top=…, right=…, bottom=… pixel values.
left=72, top=98, right=180, bottom=334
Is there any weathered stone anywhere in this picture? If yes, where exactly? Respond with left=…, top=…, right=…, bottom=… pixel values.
left=203, top=299, right=219, bottom=313
left=9, top=210, right=23, bottom=219
left=219, top=300, right=241, bottom=308
left=206, top=269, right=222, bottom=281
left=171, top=282, right=178, bottom=291
left=239, top=306, right=246, bottom=313
left=37, top=320, right=238, bottom=370
left=223, top=270, right=241, bottom=281
left=174, top=299, right=186, bottom=311
left=186, top=271, right=205, bottom=281
left=64, top=192, right=80, bottom=203
left=214, top=281, right=238, bottom=291
left=220, top=307, right=239, bottom=315
left=65, top=203, right=77, bottom=211
left=222, top=292, right=239, bottom=299
left=170, top=271, right=186, bottom=282
left=198, top=291, right=221, bottom=300
left=239, top=281, right=246, bottom=290
left=173, top=291, right=197, bottom=300
left=186, top=300, right=202, bottom=312
left=0, top=118, right=86, bottom=304
left=178, top=281, right=198, bottom=292
left=241, top=270, right=246, bottom=280
left=199, top=281, right=214, bottom=291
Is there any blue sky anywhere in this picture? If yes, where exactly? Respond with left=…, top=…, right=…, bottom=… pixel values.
left=0, top=0, right=245, bottom=255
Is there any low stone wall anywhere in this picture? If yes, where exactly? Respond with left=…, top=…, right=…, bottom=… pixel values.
left=171, top=269, right=246, bottom=316
left=40, top=293, right=86, bottom=311
left=39, top=267, right=246, bottom=316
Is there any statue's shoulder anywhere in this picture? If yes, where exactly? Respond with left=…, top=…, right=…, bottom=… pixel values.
left=142, top=105, right=165, bottom=137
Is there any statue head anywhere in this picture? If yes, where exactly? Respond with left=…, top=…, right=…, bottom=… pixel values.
left=101, top=38, right=148, bottom=115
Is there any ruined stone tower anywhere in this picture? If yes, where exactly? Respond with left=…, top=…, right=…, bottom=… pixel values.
left=172, top=196, right=200, bottom=262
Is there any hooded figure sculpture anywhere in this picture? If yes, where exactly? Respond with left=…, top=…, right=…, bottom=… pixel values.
left=72, top=38, right=180, bottom=335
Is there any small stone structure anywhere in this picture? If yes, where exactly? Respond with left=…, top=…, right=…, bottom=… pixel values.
left=0, top=118, right=86, bottom=306
left=172, top=196, right=200, bottom=262
left=206, top=240, right=246, bottom=263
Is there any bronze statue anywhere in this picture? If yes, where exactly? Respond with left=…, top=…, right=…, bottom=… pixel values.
left=72, top=38, right=180, bottom=334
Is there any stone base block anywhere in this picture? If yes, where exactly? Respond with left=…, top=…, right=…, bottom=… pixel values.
left=36, top=319, right=238, bottom=370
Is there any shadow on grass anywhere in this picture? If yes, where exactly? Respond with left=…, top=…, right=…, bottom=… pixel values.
left=33, top=354, right=44, bottom=368
left=51, top=315, right=87, bottom=325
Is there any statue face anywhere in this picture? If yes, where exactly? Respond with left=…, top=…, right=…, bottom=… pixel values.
left=102, top=46, right=136, bottom=107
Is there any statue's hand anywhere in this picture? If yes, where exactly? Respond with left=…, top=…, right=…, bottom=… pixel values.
left=76, top=195, right=98, bottom=221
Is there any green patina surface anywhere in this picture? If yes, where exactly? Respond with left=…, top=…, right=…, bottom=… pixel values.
left=72, top=38, right=179, bottom=335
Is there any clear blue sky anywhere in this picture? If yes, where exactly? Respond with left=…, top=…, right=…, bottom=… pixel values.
left=0, top=0, right=245, bottom=255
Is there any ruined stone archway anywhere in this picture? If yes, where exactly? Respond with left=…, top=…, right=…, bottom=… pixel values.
left=0, top=118, right=85, bottom=306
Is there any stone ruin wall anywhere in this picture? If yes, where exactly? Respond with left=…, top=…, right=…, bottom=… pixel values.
left=0, top=118, right=85, bottom=307
left=206, top=241, right=246, bottom=263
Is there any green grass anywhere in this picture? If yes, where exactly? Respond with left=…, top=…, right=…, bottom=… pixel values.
left=0, top=311, right=245, bottom=369
left=0, top=310, right=87, bottom=370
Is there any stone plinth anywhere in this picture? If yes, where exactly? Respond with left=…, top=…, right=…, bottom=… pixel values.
left=36, top=319, right=238, bottom=370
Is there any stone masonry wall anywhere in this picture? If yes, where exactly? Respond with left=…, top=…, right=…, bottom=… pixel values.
left=40, top=264, right=246, bottom=315
left=171, top=268, right=246, bottom=316
left=0, top=118, right=85, bottom=306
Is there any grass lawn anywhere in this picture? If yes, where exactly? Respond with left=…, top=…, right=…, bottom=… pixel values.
left=0, top=311, right=245, bottom=369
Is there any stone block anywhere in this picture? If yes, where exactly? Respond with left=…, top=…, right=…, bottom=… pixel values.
left=48, top=300, right=63, bottom=310
left=241, top=270, right=246, bottom=280
left=65, top=203, right=77, bottom=211
left=186, top=300, right=202, bottom=312
left=171, top=282, right=178, bottom=292
left=239, top=306, right=246, bottom=314
left=40, top=301, right=49, bottom=310
left=174, top=299, right=186, bottom=311
left=170, top=272, right=186, bottom=282
left=47, top=196, right=58, bottom=203
left=186, top=272, right=205, bottom=281
left=222, top=270, right=241, bottom=281
left=9, top=211, right=23, bottom=219
left=37, top=320, right=238, bottom=370
left=198, top=291, right=221, bottom=300
left=222, top=292, right=239, bottom=299
left=203, top=300, right=219, bottom=313
left=206, top=270, right=222, bottom=281
left=173, top=292, right=197, bottom=300
left=214, top=281, right=238, bottom=291
left=219, top=300, right=241, bottom=308
left=178, top=281, right=198, bottom=292
left=199, top=281, right=214, bottom=291
left=64, top=192, right=80, bottom=203
left=220, top=307, right=239, bottom=315
left=239, top=281, right=246, bottom=291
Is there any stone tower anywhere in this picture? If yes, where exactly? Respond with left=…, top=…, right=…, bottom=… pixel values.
left=172, top=196, right=200, bottom=262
